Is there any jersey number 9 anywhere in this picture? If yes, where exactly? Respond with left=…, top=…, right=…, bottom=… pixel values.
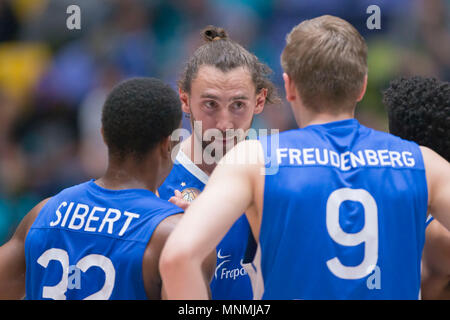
left=326, top=188, right=378, bottom=280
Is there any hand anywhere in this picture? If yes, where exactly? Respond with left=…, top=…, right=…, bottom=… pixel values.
left=169, top=190, right=190, bottom=211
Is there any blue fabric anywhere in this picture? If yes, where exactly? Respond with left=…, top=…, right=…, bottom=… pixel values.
left=159, top=160, right=253, bottom=300
left=258, top=119, right=428, bottom=299
left=25, top=180, right=182, bottom=300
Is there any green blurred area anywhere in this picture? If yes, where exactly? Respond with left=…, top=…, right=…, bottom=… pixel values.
left=0, top=0, right=449, bottom=244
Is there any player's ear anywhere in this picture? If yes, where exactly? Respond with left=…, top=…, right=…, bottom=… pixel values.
left=254, top=88, right=267, bottom=115
left=283, top=73, right=297, bottom=102
left=159, top=135, right=173, bottom=160
left=179, top=89, right=190, bottom=114
left=100, top=126, right=106, bottom=144
left=356, top=74, right=368, bottom=102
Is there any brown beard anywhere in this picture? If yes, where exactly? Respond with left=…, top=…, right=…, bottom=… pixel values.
left=188, top=105, right=253, bottom=160
left=190, top=113, right=222, bottom=160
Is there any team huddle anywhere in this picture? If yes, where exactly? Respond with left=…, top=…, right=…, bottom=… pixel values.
left=0, top=15, right=449, bottom=300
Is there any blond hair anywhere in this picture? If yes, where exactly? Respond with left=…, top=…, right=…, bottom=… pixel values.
left=281, top=15, right=368, bottom=112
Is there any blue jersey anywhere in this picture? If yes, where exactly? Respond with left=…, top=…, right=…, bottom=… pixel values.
left=25, top=180, right=182, bottom=300
left=257, top=119, right=428, bottom=300
left=158, top=151, right=253, bottom=300
left=425, top=215, right=434, bottom=228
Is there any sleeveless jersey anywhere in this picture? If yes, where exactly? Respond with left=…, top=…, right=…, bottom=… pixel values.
left=158, top=151, right=253, bottom=300
left=257, top=119, right=428, bottom=299
left=25, top=180, right=183, bottom=300
left=425, top=215, right=434, bottom=228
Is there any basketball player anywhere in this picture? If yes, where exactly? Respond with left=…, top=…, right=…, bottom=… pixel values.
left=160, top=16, right=450, bottom=299
left=383, top=76, right=450, bottom=300
left=158, top=26, right=279, bottom=300
left=0, top=78, right=214, bottom=299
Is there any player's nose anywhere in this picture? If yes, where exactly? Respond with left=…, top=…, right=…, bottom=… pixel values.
left=215, top=111, right=234, bottom=132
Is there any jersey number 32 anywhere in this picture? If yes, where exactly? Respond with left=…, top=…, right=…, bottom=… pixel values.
left=37, top=248, right=115, bottom=300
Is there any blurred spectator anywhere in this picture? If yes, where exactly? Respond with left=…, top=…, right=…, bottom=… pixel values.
left=0, top=90, right=38, bottom=244
left=78, top=63, right=123, bottom=178
left=35, top=40, right=97, bottom=107
left=417, top=0, right=450, bottom=79
left=0, top=42, right=50, bottom=108
left=0, top=0, right=449, bottom=244
left=0, top=0, right=19, bottom=42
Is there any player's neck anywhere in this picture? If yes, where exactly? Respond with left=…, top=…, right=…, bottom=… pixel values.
left=181, top=136, right=215, bottom=176
left=296, top=106, right=355, bottom=129
left=97, top=156, right=160, bottom=193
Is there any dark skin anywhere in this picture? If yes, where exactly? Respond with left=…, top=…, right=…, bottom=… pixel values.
left=0, top=198, right=49, bottom=299
left=0, top=136, right=216, bottom=300
left=143, top=214, right=216, bottom=299
left=421, top=219, right=450, bottom=300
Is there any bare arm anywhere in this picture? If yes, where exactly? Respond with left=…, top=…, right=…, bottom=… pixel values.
left=421, top=146, right=450, bottom=231
left=0, top=198, right=49, bottom=299
left=143, top=213, right=216, bottom=299
left=420, top=146, right=450, bottom=300
left=421, top=219, right=450, bottom=299
left=159, top=140, right=264, bottom=299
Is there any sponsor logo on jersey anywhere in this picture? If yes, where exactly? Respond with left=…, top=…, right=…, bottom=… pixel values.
left=215, top=249, right=247, bottom=281
left=181, top=187, right=201, bottom=202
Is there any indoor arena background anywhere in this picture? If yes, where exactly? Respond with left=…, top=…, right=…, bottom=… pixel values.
left=0, top=0, right=449, bottom=244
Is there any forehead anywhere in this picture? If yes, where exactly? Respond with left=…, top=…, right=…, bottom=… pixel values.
left=191, top=65, right=255, bottom=95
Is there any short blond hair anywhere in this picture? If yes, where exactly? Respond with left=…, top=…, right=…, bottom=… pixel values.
left=281, top=15, right=368, bottom=112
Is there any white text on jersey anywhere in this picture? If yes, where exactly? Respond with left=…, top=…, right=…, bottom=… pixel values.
left=50, top=202, right=140, bottom=236
left=276, top=148, right=416, bottom=171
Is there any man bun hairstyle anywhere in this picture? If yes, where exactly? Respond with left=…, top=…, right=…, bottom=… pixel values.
left=178, top=25, right=281, bottom=105
left=102, top=77, right=182, bottom=161
left=202, top=25, right=228, bottom=42
left=383, top=76, right=450, bottom=161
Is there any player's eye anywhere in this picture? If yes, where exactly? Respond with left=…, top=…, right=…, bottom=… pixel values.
left=231, top=101, right=246, bottom=111
left=204, top=100, right=218, bottom=109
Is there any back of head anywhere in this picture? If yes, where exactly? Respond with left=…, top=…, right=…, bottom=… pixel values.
left=281, top=15, right=368, bottom=112
left=383, top=76, right=450, bottom=161
left=102, top=78, right=182, bottom=161
left=178, top=25, right=280, bottom=105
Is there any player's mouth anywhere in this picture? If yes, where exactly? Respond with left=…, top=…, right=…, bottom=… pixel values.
left=217, top=137, right=235, bottom=143
left=214, top=135, right=237, bottom=144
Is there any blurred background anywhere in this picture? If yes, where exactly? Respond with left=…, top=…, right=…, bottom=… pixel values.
left=0, top=0, right=449, bottom=244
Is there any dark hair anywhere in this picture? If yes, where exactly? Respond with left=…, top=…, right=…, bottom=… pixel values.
left=102, top=78, right=182, bottom=160
left=178, top=25, right=281, bottom=105
left=383, top=76, right=450, bottom=161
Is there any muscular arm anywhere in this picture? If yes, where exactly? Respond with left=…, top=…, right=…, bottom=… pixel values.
left=159, top=140, right=264, bottom=299
left=0, top=198, right=50, bottom=299
left=420, top=146, right=450, bottom=299
left=143, top=213, right=216, bottom=299
left=421, top=146, right=450, bottom=231
left=421, top=219, right=450, bottom=299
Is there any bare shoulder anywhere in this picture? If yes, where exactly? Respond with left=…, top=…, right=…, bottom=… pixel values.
left=142, top=213, right=183, bottom=299
left=223, top=139, right=263, bottom=160
left=13, top=198, right=51, bottom=242
left=0, top=198, right=50, bottom=299
left=420, top=146, right=449, bottom=172
left=218, top=139, right=265, bottom=177
left=144, top=214, right=183, bottom=258
left=420, top=146, right=450, bottom=230
left=420, top=146, right=448, bottom=192
left=150, top=214, right=183, bottom=245
left=237, top=139, right=264, bottom=151
left=421, top=145, right=443, bottom=161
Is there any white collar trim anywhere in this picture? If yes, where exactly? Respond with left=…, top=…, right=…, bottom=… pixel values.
left=175, top=150, right=209, bottom=185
